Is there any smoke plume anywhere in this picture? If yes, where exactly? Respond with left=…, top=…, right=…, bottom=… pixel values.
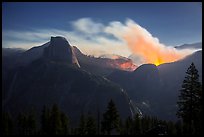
left=105, top=19, right=194, bottom=66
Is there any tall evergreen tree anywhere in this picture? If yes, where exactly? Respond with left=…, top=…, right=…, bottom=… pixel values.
left=101, top=99, right=120, bottom=135
left=118, top=119, right=125, bottom=135
left=85, top=115, right=97, bottom=135
left=41, top=105, right=51, bottom=135
left=124, top=116, right=133, bottom=135
left=194, top=84, right=202, bottom=135
left=177, top=62, right=202, bottom=135
left=141, top=115, right=150, bottom=134
left=27, top=109, right=37, bottom=135
left=175, top=120, right=182, bottom=135
left=96, top=105, right=100, bottom=135
left=60, top=112, right=69, bottom=135
left=2, top=112, right=13, bottom=135
left=133, top=114, right=142, bottom=135
left=166, top=121, right=176, bottom=135
left=78, top=113, right=86, bottom=135
left=17, top=110, right=37, bottom=135
left=17, top=112, right=27, bottom=135
left=50, top=104, right=62, bottom=135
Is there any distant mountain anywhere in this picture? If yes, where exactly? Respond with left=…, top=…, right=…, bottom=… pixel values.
left=43, top=36, right=80, bottom=67
left=18, top=42, right=50, bottom=65
left=2, top=48, right=26, bottom=93
left=175, top=42, right=202, bottom=50
left=2, top=38, right=202, bottom=122
left=108, top=50, right=202, bottom=121
left=2, top=40, right=136, bottom=76
left=73, top=46, right=137, bottom=76
left=3, top=36, right=80, bottom=67
left=2, top=36, right=131, bottom=126
left=100, top=54, right=137, bottom=71
left=100, top=54, right=128, bottom=60
left=2, top=48, right=25, bottom=57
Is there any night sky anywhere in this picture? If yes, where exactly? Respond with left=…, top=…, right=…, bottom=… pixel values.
left=2, top=2, right=202, bottom=57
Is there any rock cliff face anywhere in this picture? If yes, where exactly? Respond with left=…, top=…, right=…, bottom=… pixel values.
left=43, top=36, right=80, bottom=67
left=2, top=36, right=132, bottom=126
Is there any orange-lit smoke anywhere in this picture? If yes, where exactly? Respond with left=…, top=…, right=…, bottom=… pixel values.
left=122, top=20, right=193, bottom=66
left=119, top=61, right=137, bottom=71
left=107, top=57, right=137, bottom=71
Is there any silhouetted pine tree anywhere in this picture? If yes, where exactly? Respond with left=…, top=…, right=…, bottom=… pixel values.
left=50, top=104, right=63, bottom=135
left=101, top=99, right=120, bottom=135
left=27, top=110, right=37, bottom=135
left=85, top=115, right=97, bottom=135
left=17, top=112, right=27, bottom=135
left=40, top=105, right=51, bottom=135
left=78, top=113, right=86, bottom=135
left=166, top=121, right=176, bottom=135
left=141, top=115, right=150, bottom=134
left=194, top=84, right=202, bottom=135
left=70, top=127, right=78, bottom=135
left=177, top=62, right=202, bottom=135
left=60, top=112, right=69, bottom=135
left=175, top=120, right=182, bottom=135
left=133, top=114, right=142, bottom=135
left=2, top=112, right=13, bottom=135
left=124, top=116, right=133, bottom=135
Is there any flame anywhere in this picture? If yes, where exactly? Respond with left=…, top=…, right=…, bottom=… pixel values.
left=154, top=61, right=161, bottom=66
left=119, top=61, right=137, bottom=71
left=154, top=57, right=163, bottom=66
left=118, top=19, right=194, bottom=66
left=108, top=58, right=137, bottom=71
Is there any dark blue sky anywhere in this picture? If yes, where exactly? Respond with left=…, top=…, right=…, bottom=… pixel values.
left=2, top=2, right=202, bottom=47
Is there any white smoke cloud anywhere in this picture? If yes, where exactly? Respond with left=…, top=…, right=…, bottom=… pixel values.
left=105, top=19, right=195, bottom=65
left=2, top=18, right=197, bottom=65
left=71, top=18, right=104, bottom=34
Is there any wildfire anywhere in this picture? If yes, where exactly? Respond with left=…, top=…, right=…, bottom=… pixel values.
left=108, top=58, right=137, bottom=71
left=118, top=61, right=137, bottom=71
left=154, top=58, right=163, bottom=66
left=121, top=19, right=193, bottom=66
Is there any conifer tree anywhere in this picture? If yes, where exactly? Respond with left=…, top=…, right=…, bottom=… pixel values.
left=41, top=105, right=51, bottom=135
left=85, top=115, right=97, bottom=135
left=27, top=109, right=37, bottom=135
left=133, top=114, right=142, bottom=135
left=60, top=112, right=69, bottom=135
left=101, top=99, right=120, bottom=135
left=2, top=112, right=13, bottom=135
left=17, top=112, right=27, bottom=135
left=124, top=116, right=133, bottom=135
left=78, top=113, right=86, bottom=135
left=118, top=119, right=125, bottom=135
left=177, top=62, right=202, bottom=135
left=50, top=104, right=62, bottom=135
left=175, top=120, right=182, bottom=135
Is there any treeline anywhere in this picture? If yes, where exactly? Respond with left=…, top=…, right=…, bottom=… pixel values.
left=2, top=63, right=202, bottom=135
left=0, top=100, right=194, bottom=135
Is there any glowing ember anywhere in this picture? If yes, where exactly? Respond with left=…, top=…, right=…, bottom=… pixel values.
left=119, top=61, right=137, bottom=71
left=107, top=58, right=137, bottom=71
left=154, top=58, right=163, bottom=66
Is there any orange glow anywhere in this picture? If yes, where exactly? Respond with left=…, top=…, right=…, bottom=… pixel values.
left=119, top=61, right=137, bottom=71
left=154, top=57, right=164, bottom=66
left=122, top=22, right=192, bottom=66
left=108, top=59, right=137, bottom=71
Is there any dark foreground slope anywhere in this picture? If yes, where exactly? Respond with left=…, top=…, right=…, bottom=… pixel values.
left=108, top=50, right=202, bottom=121
left=2, top=36, right=131, bottom=126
